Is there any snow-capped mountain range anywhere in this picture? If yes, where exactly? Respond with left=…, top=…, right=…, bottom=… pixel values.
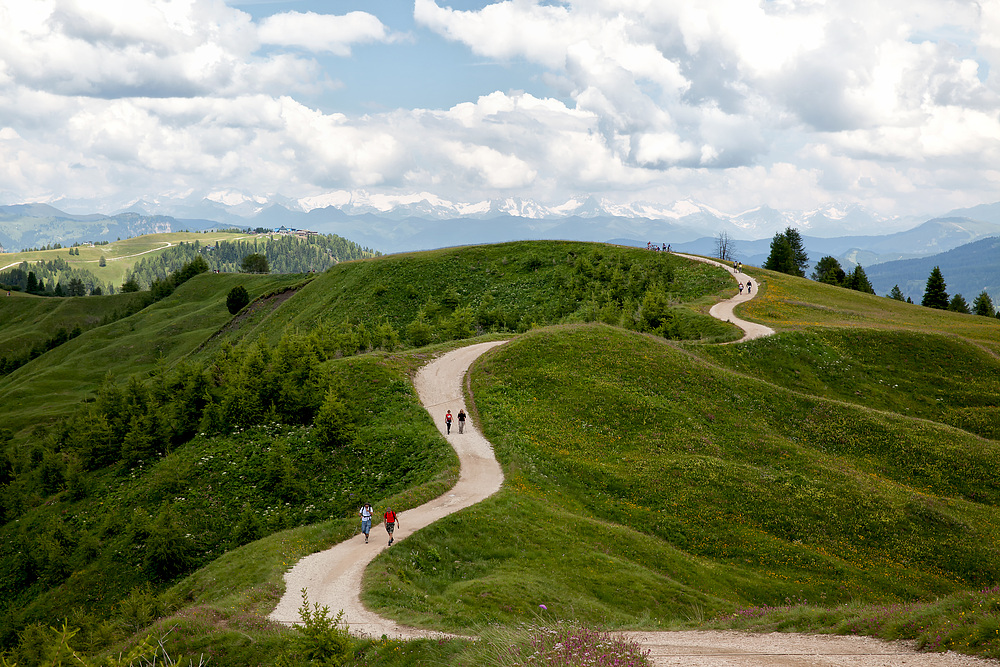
left=113, top=189, right=904, bottom=241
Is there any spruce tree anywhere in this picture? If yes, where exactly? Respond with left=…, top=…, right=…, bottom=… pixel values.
left=948, top=293, right=970, bottom=314
left=763, top=227, right=808, bottom=277
left=848, top=265, right=874, bottom=294
left=972, top=291, right=995, bottom=317
left=921, top=266, right=949, bottom=309
left=889, top=285, right=905, bottom=301
left=763, top=233, right=794, bottom=274
left=784, top=227, right=809, bottom=276
left=812, top=256, right=846, bottom=285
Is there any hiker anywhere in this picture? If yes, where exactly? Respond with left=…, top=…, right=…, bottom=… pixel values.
left=359, top=503, right=373, bottom=543
left=738, top=282, right=744, bottom=295
left=445, top=410, right=453, bottom=434
left=666, top=244, right=670, bottom=253
left=457, top=409, right=466, bottom=434
left=746, top=279, right=752, bottom=294
left=384, top=507, right=399, bottom=546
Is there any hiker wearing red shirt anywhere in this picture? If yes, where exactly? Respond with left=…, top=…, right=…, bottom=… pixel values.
left=445, top=410, right=452, bottom=434
left=384, top=507, right=399, bottom=546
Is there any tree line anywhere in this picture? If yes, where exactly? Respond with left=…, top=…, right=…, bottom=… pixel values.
left=122, top=234, right=376, bottom=290
left=758, top=227, right=998, bottom=317
left=0, top=259, right=111, bottom=296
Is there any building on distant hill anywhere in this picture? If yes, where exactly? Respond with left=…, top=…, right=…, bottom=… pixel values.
left=273, top=225, right=317, bottom=239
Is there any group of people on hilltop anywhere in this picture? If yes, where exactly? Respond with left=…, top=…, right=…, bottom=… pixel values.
left=359, top=502, right=399, bottom=546
left=646, top=242, right=670, bottom=252
left=357, top=408, right=468, bottom=546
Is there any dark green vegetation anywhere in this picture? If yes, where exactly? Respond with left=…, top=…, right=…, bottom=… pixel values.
left=0, top=232, right=376, bottom=296
left=240, top=241, right=737, bottom=350
left=0, top=241, right=727, bottom=664
left=364, top=324, right=1000, bottom=627
left=811, top=256, right=875, bottom=295
left=2, top=239, right=1000, bottom=664
left=122, top=235, right=376, bottom=291
left=763, top=226, right=809, bottom=277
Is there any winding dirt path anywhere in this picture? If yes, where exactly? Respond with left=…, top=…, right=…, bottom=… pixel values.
left=268, top=260, right=991, bottom=665
left=269, top=341, right=506, bottom=638
left=672, top=253, right=774, bottom=342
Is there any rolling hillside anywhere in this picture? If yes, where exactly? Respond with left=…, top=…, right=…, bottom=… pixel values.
left=0, top=241, right=999, bottom=664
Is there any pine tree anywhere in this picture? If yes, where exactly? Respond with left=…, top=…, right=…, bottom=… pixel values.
left=972, top=291, right=995, bottom=317
left=921, top=266, right=949, bottom=309
left=889, top=285, right=905, bottom=301
left=763, top=233, right=794, bottom=274
left=848, top=265, right=874, bottom=294
left=784, top=227, right=809, bottom=276
left=763, top=227, right=808, bottom=277
left=812, top=256, right=846, bottom=285
left=948, top=293, right=971, bottom=314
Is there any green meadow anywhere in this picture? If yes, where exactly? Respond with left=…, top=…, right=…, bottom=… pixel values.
left=0, top=231, right=252, bottom=288
left=1, top=241, right=999, bottom=665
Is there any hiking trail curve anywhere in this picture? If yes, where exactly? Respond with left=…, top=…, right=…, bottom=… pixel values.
left=269, top=259, right=989, bottom=666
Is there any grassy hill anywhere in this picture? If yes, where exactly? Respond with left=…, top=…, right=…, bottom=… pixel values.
left=0, top=232, right=250, bottom=287
left=1, top=241, right=999, bottom=665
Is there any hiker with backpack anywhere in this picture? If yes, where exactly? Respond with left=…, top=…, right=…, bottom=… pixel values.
left=384, top=507, right=399, bottom=546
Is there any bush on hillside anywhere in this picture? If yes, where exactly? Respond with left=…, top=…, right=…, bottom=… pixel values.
left=313, top=389, right=354, bottom=449
left=240, top=253, right=270, bottom=274
left=226, top=284, right=250, bottom=314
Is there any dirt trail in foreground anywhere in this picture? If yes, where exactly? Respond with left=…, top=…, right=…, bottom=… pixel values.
left=268, top=341, right=505, bottom=638
left=269, top=265, right=992, bottom=665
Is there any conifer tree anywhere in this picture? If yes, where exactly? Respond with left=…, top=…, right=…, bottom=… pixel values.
left=889, top=285, right=905, bottom=301
left=972, top=291, right=995, bottom=317
left=921, top=266, right=949, bottom=309
left=847, top=265, right=874, bottom=294
left=763, top=227, right=809, bottom=277
left=812, top=256, right=846, bottom=285
left=948, top=293, right=971, bottom=314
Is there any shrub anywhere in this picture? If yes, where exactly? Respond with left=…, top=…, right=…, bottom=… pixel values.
left=313, top=390, right=353, bottom=449
left=226, top=285, right=250, bottom=314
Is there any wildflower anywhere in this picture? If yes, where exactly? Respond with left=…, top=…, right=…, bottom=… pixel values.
left=539, top=604, right=547, bottom=610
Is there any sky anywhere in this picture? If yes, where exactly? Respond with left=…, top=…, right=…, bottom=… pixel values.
left=1, top=0, right=999, bottom=218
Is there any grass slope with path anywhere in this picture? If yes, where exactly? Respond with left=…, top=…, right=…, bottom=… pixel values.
left=2, top=243, right=1000, bottom=664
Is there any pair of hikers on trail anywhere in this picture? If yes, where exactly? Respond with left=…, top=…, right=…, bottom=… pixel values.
left=359, top=502, right=399, bottom=546
left=444, top=408, right=466, bottom=434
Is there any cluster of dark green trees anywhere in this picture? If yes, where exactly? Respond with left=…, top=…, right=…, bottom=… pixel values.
left=0, top=259, right=110, bottom=296
left=297, top=249, right=704, bottom=360
left=763, top=227, right=875, bottom=294
left=0, top=330, right=355, bottom=653
left=763, top=227, right=997, bottom=315
left=121, top=235, right=375, bottom=290
left=904, top=266, right=998, bottom=317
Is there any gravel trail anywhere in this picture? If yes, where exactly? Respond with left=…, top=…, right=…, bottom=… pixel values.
left=268, top=262, right=993, bottom=665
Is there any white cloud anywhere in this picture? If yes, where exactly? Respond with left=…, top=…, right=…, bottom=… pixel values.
left=2, top=0, right=1000, bottom=220
left=257, top=11, right=396, bottom=56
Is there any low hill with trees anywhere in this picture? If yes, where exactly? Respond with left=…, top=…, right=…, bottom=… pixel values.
left=1, top=241, right=999, bottom=664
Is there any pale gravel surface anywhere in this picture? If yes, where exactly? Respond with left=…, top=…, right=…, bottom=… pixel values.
left=268, top=340, right=506, bottom=639
left=671, top=253, right=775, bottom=342
left=268, top=261, right=995, bottom=665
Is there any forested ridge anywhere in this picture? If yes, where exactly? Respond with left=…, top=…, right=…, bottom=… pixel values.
left=0, top=233, right=377, bottom=296
left=123, top=235, right=378, bottom=290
